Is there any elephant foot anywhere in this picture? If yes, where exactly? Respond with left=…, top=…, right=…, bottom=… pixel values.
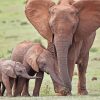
left=78, top=89, right=88, bottom=95
left=21, top=93, right=30, bottom=97
left=55, top=88, right=72, bottom=96
left=13, top=93, right=21, bottom=97
left=60, top=90, right=72, bottom=96
left=56, top=92, right=72, bottom=96
left=32, top=91, right=39, bottom=96
left=6, top=94, right=12, bottom=97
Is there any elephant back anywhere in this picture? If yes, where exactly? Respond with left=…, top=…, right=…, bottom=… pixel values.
left=11, top=41, right=34, bottom=63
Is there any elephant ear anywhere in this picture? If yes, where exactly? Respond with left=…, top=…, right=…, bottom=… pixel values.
left=73, top=0, right=100, bottom=39
left=2, top=65, right=16, bottom=78
left=26, top=54, right=39, bottom=72
left=25, top=0, right=55, bottom=42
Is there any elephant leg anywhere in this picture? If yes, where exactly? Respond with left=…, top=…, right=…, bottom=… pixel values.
left=21, top=79, right=30, bottom=96
left=68, top=58, right=76, bottom=81
left=68, top=40, right=83, bottom=80
left=77, top=53, right=89, bottom=95
left=66, top=51, right=76, bottom=95
left=33, top=71, right=44, bottom=96
left=0, top=92, right=1, bottom=96
left=13, top=77, right=26, bottom=96
left=1, top=82, right=5, bottom=96
left=13, top=78, right=18, bottom=96
left=0, top=82, right=2, bottom=96
left=2, top=74, right=12, bottom=96
left=22, top=69, right=36, bottom=96
left=10, top=78, right=14, bottom=89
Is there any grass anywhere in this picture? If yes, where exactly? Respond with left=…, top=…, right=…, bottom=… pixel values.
left=0, top=0, right=100, bottom=99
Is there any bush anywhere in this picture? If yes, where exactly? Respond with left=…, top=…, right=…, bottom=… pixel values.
left=33, top=39, right=42, bottom=44
left=90, top=47, right=98, bottom=53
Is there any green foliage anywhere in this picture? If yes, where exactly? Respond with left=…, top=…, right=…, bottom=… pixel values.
left=41, top=81, right=52, bottom=96
left=33, top=39, right=42, bottom=44
left=90, top=47, right=98, bottom=53
left=0, top=0, right=47, bottom=58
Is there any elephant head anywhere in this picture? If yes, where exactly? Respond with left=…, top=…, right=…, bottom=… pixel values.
left=14, top=62, right=40, bottom=79
left=23, top=44, right=64, bottom=86
left=1, top=60, right=39, bottom=79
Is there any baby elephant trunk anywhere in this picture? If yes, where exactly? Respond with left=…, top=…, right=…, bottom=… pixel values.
left=19, top=73, right=41, bottom=79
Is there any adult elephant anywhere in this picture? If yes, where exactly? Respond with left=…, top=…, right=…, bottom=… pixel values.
left=25, top=0, right=100, bottom=95
left=49, top=0, right=100, bottom=95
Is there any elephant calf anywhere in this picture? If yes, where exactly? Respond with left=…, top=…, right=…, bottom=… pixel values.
left=12, top=41, right=62, bottom=96
left=0, top=59, right=38, bottom=96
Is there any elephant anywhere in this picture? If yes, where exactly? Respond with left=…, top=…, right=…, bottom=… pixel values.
left=0, top=59, right=38, bottom=96
left=11, top=41, right=63, bottom=96
left=25, top=0, right=100, bottom=95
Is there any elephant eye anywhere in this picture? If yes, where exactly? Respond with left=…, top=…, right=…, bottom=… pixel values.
left=49, top=10, right=54, bottom=15
left=39, top=62, right=46, bottom=70
left=41, top=62, right=46, bottom=67
left=70, top=9, right=77, bottom=16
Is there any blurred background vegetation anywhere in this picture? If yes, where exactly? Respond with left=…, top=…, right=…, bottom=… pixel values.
left=0, top=0, right=100, bottom=99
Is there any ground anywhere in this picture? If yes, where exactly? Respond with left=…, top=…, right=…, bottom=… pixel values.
left=0, top=0, right=100, bottom=100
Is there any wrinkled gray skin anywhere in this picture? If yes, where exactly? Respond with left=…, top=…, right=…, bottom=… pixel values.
left=11, top=41, right=63, bottom=96
left=0, top=59, right=37, bottom=96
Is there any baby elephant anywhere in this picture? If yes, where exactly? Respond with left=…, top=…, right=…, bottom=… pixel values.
left=0, top=59, right=38, bottom=96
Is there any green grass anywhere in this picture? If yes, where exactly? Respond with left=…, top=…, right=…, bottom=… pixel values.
left=0, top=0, right=100, bottom=99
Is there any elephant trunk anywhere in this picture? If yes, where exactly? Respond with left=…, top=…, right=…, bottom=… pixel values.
left=48, top=68, right=64, bottom=87
left=54, top=36, right=71, bottom=91
left=19, top=73, right=40, bottom=79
